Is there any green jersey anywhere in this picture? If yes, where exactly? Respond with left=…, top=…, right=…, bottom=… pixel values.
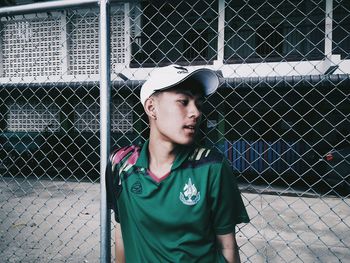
left=107, top=140, right=249, bottom=262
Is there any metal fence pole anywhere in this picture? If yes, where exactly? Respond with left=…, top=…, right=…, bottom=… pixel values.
left=325, top=0, right=333, bottom=59
left=99, top=0, right=111, bottom=262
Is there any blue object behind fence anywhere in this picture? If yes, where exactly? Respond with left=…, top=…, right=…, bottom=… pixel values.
left=224, top=140, right=309, bottom=174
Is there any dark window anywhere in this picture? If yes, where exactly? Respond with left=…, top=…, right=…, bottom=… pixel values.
left=333, top=1, right=350, bottom=59
left=255, top=23, right=283, bottom=58
left=130, top=0, right=218, bottom=67
left=224, top=0, right=325, bottom=63
left=183, top=30, right=208, bottom=61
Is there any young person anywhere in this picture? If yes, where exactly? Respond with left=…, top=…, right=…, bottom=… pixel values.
left=107, top=65, right=249, bottom=263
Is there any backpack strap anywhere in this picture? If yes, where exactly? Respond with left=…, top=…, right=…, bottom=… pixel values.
left=106, top=145, right=139, bottom=222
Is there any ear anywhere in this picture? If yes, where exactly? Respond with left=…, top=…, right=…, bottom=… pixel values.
left=144, top=97, right=157, bottom=120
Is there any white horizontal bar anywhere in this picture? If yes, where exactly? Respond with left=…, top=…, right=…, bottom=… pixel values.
left=0, top=0, right=97, bottom=15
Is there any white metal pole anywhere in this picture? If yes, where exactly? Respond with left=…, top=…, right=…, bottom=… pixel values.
left=325, top=0, right=333, bottom=59
left=124, top=3, right=131, bottom=68
left=99, top=0, right=111, bottom=262
left=216, top=0, right=225, bottom=66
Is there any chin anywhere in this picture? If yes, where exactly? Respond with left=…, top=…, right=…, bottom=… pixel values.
left=175, top=137, right=195, bottom=146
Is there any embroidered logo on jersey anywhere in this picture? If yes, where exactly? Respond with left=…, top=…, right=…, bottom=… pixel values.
left=179, top=178, right=200, bottom=206
left=131, top=181, right=142, bottom=194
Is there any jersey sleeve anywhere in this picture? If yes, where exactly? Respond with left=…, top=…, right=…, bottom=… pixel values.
left=105, top=154, right=121, bottom=222
left=210, top=158, right=250, bottom=235
left=106, top=145, right=139, bottom=222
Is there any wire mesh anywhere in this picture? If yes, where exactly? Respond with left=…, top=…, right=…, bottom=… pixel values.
left=0, top=0, right=349, bottom=262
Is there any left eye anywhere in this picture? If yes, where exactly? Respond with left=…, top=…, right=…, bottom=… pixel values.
left=179, top=100, right=188, bottom=105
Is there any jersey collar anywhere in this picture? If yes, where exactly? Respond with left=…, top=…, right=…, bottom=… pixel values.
left=135, top=140, right=193, bottom=171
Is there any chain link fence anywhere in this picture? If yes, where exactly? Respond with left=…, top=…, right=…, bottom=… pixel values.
left=0, top=0, right=349, bottom=262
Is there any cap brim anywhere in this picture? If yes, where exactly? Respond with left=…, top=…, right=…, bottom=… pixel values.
left=140, top=66, right=220, bottom=106
left=155, top=68, right=219, bottom=96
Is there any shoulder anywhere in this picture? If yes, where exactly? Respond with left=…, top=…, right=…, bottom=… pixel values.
left=110, top=145, right=141, bottom=166
left=185, top=145, right=225, bottom=168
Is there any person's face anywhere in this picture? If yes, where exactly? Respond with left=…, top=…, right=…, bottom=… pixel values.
left=150, top=89, right=204, bottom=146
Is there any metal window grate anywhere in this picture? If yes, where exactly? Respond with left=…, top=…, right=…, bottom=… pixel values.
left=111, top=101, right=134, bottom=133
left=111, top=6, right=126, bottom=65
left=1, top=16, right=62, bottom=77
left=68, top=12, right=100, bottom=76
left=74, top=102, right=100, bottom=132
left=74, top=100, right=133, bottom=133
left=7, top=102, right=60, bottom=132
left=68, top=6, right=126, bottom=76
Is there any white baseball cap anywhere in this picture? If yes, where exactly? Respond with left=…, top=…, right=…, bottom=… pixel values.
left=140, top=64, right=219, bottom=106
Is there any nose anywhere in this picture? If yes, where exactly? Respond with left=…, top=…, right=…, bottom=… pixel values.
left=188, top=101, right=202, bottom=119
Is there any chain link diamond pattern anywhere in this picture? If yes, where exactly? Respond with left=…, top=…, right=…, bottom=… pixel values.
left=0, top=1, right=349, bottom=262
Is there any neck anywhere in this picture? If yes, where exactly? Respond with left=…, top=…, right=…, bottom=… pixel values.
left=149, top=137, right=176, bottom=165
left=148, top=134, right=178, bottom=178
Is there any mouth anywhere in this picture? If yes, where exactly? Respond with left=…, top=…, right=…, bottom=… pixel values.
left=183, top=124, right=197, bottom=132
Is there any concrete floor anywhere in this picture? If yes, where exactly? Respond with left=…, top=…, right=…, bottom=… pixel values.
left=1, top=177, right=349, bottom=263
